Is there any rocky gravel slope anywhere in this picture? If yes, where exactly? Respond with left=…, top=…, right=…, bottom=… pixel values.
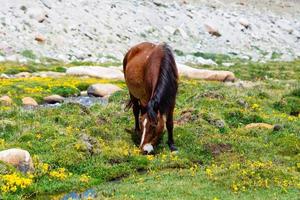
left=0, top=0, right=299, bottom=63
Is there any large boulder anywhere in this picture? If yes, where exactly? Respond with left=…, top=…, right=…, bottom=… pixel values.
left=0, top=95, right=12, bottom=106
left=0, top=148, right=34, bottom=173
left=32, top=71, right=66, bottom=78
left=87, top=83, right=122, bottom=97
left=43, top=95, right=65, bottom=104
left=0, top=73, right=10, bottom=79
left=14, top=72, right=32, bottom=78
left=66, top=66, right=124, bottom=80
left=22, top=97, right=38, bottom=106
left=177, top=64, right=235, bottom=82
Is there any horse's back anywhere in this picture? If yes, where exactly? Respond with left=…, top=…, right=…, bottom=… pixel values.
left=124, top=42, right=159, bottom=106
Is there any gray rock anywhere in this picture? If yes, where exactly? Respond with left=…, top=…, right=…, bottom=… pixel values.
left=177, top=63, right=235, bottom=82
left=80, top=134, right=100, bottom=155
left=44, top=95, right=65, bottom=104
left=14, top=72, right=31, bottom=78
left=0, top=95, right=12, bottom=105
left=237, top=99, right=249, bottom=108
left=214, top=119, right=225, bottom=129
left=80, top=91, right=88, bottom=96
left=22, top=97, right=38, bottom=106
left=239, top=18, right=250, bottom=28
left=204, top=23, right=221, bottom=37
left=0, top=73, right=10, bottom=79
left=35, top=34, right=46, bottom=43
left=87, top=83, right=122, bottom=97
left=0, top=148, right=34, bottom=173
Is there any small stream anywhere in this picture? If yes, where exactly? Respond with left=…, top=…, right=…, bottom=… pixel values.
left=35, top=188, right=97, bottom=200
left=60, top=189, right=96, bottom=200
left=44, top=96, right=109, bottom=107
left=22, top=96, right=109, bottom=110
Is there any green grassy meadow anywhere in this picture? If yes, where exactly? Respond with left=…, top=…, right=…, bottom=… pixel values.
left=0, top=60, right=299, bottom=199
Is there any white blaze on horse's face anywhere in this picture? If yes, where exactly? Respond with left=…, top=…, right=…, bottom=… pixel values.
left=140, top=118, right=147, bottom=147
left=140, top=118, right=154, bottom=154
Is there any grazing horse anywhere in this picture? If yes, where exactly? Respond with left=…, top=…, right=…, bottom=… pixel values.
left=123, top=42, right=178, bottom=154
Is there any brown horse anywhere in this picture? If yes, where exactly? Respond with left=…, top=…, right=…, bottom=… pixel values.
left=123, top=42, right=178, bottom=154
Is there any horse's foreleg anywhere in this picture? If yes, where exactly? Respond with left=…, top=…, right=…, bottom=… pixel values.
left=166, top=110, right=178, bottom=152
left=132, top=98, right=140, bottom=134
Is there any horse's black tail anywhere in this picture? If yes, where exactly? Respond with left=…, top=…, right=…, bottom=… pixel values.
left=147, top=43, right=178, bottom=123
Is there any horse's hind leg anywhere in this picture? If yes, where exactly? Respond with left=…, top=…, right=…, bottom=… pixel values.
left=166, top=109, right=178, bottom=152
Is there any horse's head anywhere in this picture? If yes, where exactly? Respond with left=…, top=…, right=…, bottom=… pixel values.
left=139, top=112, right=164, bottom=154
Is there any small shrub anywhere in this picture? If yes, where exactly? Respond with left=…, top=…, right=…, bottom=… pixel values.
left=174, top=49, right=184, bottom=56
left=271, top=52, right=282, bottom=60
left=274, top=97, right=300, bottom=116
left=21, top=50, right=36, bottom=59
left=54, top=66, right=66, bottom=73
left=76, top=83, right=90, bottom=91
left=50, top=86, right=80, bottom=97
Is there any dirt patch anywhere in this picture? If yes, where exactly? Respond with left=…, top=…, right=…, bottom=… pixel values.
left=175, top=109, right=199, bottom=125
left=205, top=143, right=232, bottom=157
left=200, top=91, right=224, bottom=99
left=96, top=116, right=107, bottom=125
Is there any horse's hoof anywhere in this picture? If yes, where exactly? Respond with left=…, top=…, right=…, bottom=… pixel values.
left=169, top=144, right=178, bottom=152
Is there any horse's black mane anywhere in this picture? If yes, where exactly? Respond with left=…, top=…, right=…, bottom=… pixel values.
left=147, top=43, right=178, bottom=121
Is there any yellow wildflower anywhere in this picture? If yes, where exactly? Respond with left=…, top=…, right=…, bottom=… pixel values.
left=80, top=174, right=90, bottom=183
left=231, top=183, right=238, bottom=192
left=0, top=173, right=33, bottom=193
left=49, top=168, right=69, bottom=180
left=251, top=103, right=260, bottom=110
left=146, top=155, right=154, bottom=161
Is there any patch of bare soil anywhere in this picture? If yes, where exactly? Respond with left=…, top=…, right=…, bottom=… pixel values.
left=205, top=143, right=232, bottom=157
